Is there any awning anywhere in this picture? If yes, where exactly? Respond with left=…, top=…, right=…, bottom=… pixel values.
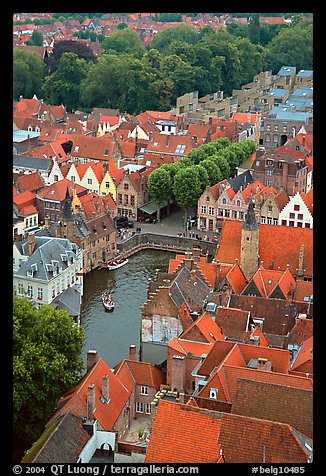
left=138, top=200, right=171, bottom=216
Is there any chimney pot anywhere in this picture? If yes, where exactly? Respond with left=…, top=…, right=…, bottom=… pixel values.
left=102, top=374, right=109, bottom=402
left=86, top=350, right=99, bottom=372
left=28, top=232, right=36, bottom=256
left=87, top=384, right=96, bottom=421
left=129, top=344, right=137, bottom=361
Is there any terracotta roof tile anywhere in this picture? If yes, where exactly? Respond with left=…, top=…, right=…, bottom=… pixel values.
left=13, top=190, right=36, bottom=208
left=49, top=358, right=131, bottom=431
left=15, top=170, right=44, bottom=193
left=232, top=378, right=313, bottom=438
left=288, top=317, right=313, bottom=345
left=37, top=178, right=87, bottom=202
left=145, top=401, right=311, bottom=463
left=216, top=221, right=313, bottom=278
left=291, top=336, right=313, bottom=374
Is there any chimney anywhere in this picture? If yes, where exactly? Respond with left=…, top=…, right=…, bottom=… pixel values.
left=28, top=232, right=36, bottom=256
left=249, top=335, right=260, bottom=346
left=192, top=246, right=201, bottom=262
left=297, top=244, right=304, bottom=277
left=102, top=375, right=110, bottom=402
left=257, top=357, right=272, bottom=372
left=171, top=355, right=185, bottom=393
left=86, top=384, right=96, bottom=422
left=281, top=323, right=287, bottom=335
left=129, top=344, right=137, bottom=361
left=86, top=350, right=99, bottom=372
left=44, top=215, right=50, bottom=229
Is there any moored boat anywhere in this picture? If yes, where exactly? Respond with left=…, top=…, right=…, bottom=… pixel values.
left=102, top=292, right=115, bottom=311
left=107, top=258, right=129, bottom=270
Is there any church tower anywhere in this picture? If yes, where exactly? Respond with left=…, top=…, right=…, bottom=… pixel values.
left=240, top=198, right=260, bottom=280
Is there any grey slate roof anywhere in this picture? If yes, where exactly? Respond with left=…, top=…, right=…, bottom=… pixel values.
left=52, top=285, right=82, bottom=317
left=14, top=236, right=81, bottom=282
left=169, top=266, right=211, bottom=313
left=228, top=170, right=253, bottom=193
left=13, top=155, right=52, bottom=172
left=22, top=413, right=90, bottom=463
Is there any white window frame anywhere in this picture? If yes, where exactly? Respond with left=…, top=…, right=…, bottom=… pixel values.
left=145, top=403, right=151, bottom=414
left=136, top=402, right=144, bottom=413
left=141, top=386, right=148, bottom=395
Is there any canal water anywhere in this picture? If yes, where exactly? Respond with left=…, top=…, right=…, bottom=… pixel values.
left=80, top=249, right=174, bottom=369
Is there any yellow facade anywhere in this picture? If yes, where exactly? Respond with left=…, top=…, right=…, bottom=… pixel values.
left=100, top=171, right=117, bottom=200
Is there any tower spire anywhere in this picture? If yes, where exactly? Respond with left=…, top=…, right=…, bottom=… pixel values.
left=242, top=198, right=258, bottom=231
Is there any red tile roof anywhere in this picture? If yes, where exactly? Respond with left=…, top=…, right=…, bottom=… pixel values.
left=145, top=400, right=311, bottom=463
left=168, top=337, right=213, bottom=358
left=37, top=178, right=87, bottom=202
left=18, top=204, right=38, bottom=216
left=291, top=336, right=313, bottom=375
left=48, top=358, right=131, bottom=431
left=180, top=311, right=224, bottom=343
left=75, top=161, right=104, bottom=184
left=115, top=359, right=165, bottom=390
left=145, top=400, right=223, bottom=463
left=288, top=316, right=313, bottom=345
left=13, top=190, right=36, bottom=209
left=225, top=262, right=247, bottom=294
left=216, top=221, right=313, bottom=277
left=300, top=188, right=313, bottom=215
left=15, top=171, right=44, bottom=193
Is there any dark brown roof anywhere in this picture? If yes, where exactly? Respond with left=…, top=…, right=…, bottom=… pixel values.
left=21, top=413, right=90, bottom=463
left=232, top=378, right=313, bottom=438
left=229, top=295, right=296, bottom=335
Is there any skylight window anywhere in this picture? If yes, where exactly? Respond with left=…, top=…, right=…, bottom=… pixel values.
left=153, top=141, right=159, bottom=147
left=175, top=144, right=186, bottom=154
left=74, top=145, right=80, bottom=152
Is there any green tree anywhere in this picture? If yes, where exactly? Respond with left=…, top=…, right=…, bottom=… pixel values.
left=265, top=20, right=313, bottom=73
left=173, top=166, right=202, bottom=226
left=101, top=27, right=145, bottom=58
left=148, top=167, right=172, bottom=222
left=26, top=30, right=43, bottom=46
left=150, top=24, right=197, bottom=52
left=13, top=49, right=46, bottom=99
left=42, top=52, right=90, bottom=111
left=195, top=164, right=210, bottom=193
left=199, top=159, right=223, bottom=186
left=160, top=54, right=196, bottom=101
left=248, top=13, right=261, bottom=44
left=13, top=294, right=84, bottom=448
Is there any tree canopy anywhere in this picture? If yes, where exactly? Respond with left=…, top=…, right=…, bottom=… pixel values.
left=13, top=294, right=84, bottom=446
left=13, top=49, right=46, bottom=99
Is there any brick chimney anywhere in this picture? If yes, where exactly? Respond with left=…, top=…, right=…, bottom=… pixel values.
left=28, top=232, right=36, bottom=256
left=171, top=355, right=186, bottom=393
left=192, top=246, right=201, bottom=262
left=129, top=344, right=137, bottom=361
left=86, top=350, right=99, bottom=372
left=102, top=375, right=110, bottom=402
left=297, top=244, right=304, bottom=277
left=86, top=384, right=96, bottom=422
left=257, top=357, right=272, bottom=372
left=44, top=215, right=50, bottom=229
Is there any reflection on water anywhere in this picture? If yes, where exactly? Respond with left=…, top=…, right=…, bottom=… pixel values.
left=80, top=250, right=174, bottom=369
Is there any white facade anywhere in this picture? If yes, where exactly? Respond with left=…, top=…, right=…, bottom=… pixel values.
left=278, top=191, right=313, bottom=228
left=13, top=237, right=84, bottom=311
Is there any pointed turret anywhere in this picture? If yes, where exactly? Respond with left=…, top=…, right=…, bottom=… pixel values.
left=242, top=198, right=258, bottom=231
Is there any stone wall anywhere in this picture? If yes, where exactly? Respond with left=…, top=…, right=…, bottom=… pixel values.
left=117, top=233, right=216, bottom=258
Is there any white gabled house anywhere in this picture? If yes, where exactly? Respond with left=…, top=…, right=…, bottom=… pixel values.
left=13, top=233, right=84, bottom=323
left=278, top=189, right=313, bottom=228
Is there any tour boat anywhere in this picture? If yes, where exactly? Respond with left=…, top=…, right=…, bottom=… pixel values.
left=107, top=258, right=129, bottom=270
left=101, top=292, right=115, bottom=311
